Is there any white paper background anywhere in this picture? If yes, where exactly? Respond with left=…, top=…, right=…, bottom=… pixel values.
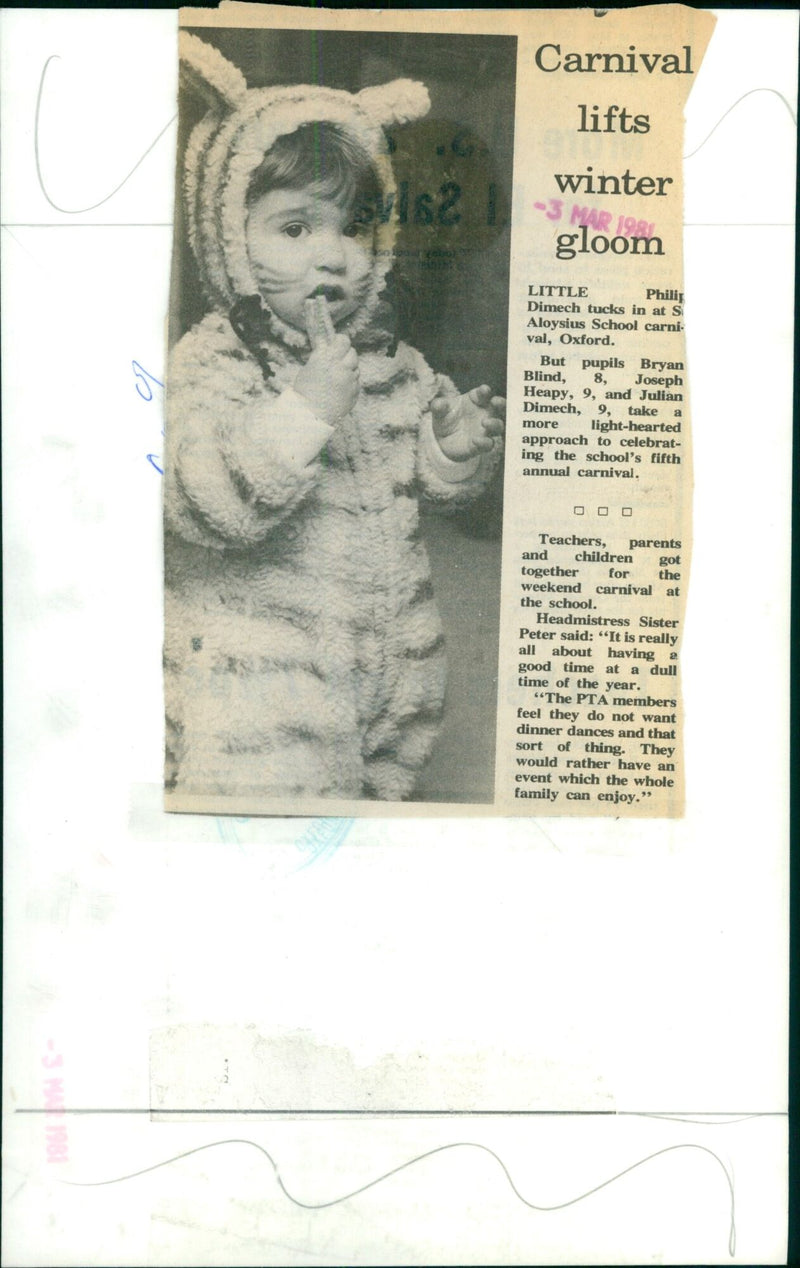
left=2, top=8, right=794, bottom=1264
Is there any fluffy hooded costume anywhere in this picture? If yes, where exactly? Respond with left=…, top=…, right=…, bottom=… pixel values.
left=165, top=33, right=502, bottom=802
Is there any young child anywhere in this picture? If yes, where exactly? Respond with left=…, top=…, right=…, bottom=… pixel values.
left=165, top=34, right=505, bottom=803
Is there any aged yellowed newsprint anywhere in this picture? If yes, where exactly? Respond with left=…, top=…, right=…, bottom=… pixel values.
left=164, top=3, right=715, bottom=817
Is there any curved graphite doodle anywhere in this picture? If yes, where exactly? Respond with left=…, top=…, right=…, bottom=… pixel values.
left=33, top=55, right=794, bottom=220
left=624, top=1111, right=775, bottom=1127
left=34, top=55, right=177, bottom=216
left=684, top=86, right=797, bottom=160
left=62, top=1137, right=737, bottom=1256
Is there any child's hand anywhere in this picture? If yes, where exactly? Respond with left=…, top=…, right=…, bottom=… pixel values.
left=294, top=296, right=360, bottom=426
left=431, top=385, right=505, bottom=461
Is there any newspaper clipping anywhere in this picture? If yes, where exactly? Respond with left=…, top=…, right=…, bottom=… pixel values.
left=164, top=3, right=715, bottom=817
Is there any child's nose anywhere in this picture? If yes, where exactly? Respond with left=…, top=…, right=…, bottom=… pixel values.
left=314, top=229, right=347, bottom=271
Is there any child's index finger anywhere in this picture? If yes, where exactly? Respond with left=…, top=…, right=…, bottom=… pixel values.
left=304, top=298, right=323, bottom=348
left=317, top=295, right=337, bottom=343
left=304, top=295, right=336, bottom=347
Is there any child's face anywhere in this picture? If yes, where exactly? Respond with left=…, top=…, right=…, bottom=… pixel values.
left=246, top=184, right=374, bottom=332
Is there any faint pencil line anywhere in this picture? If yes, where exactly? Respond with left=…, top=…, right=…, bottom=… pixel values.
left=531, top=819, right=562, bottom=852
left=0, top=226, right=42, bottom=263
left=684, top=87, right=797, bottom=160
left=35, top=54, right=177, bottom=215
left=0, top=223, right=174, bottom=227
left=18, top=1107, right=617, bottom=1116
left=620, top=1111, right=777, bottom=1126
left=2, top=223, right=794, bottom=229
left=15, top=1107, right=786, bottom=1116
left=61, top=1137, right=737, bottom=1255
left=683, top=223, right=795, bottom=227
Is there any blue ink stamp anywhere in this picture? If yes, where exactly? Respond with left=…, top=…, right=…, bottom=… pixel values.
left=214, top=815, right=353, bottom=869
left=293, top=817, right=354, bottom=870
left=215, top=816, right=250, bottom=846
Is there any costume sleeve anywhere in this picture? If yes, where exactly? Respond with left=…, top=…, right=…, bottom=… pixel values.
left=164, top=319, right=333, bottom=549
left=413, top=359, right=503, bottom=510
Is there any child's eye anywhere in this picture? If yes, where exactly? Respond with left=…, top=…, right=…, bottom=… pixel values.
left=343, top=221, right=369, bottom=238
left=282, top=223, right=308, bottom=238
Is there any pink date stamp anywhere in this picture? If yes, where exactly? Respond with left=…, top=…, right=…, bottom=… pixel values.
left=534, top=198, right=656, bottom=238
left=42, top=1040, right=68, bottom=1163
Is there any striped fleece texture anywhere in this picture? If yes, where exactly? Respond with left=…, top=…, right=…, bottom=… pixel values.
left=165, top=315, right=501, bottom=800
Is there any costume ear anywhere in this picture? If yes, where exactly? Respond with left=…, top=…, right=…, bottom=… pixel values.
left=179, top=31, right=248, bottom=112
left=357, top=79, right=430, bottom=127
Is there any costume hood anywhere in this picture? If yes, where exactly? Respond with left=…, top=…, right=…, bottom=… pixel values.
left=180, top=32, right=431, bottom=349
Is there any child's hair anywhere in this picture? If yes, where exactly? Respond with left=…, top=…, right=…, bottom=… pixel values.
left=246, top=121, right=382, bottom=215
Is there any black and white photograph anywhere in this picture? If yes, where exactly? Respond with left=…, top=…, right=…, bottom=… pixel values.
left=165, top=27, right=516, bottom=808
left=1, top=6, right=792, bottom=1264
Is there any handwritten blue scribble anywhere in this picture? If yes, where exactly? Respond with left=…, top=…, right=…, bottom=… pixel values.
left=133, top=360, right=164, bottom=473
left=133, top=360, right=163, bottom=402
left=61, top=1137, right=736, bottom=1256
left=35, top=55, right=177, bottom=216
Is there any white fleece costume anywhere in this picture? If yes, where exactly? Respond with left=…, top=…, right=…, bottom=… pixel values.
left=165, top=34, right=502, bottom=801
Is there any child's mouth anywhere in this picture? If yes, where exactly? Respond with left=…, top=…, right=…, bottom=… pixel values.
left=308, top=284, right=346, bottom=303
